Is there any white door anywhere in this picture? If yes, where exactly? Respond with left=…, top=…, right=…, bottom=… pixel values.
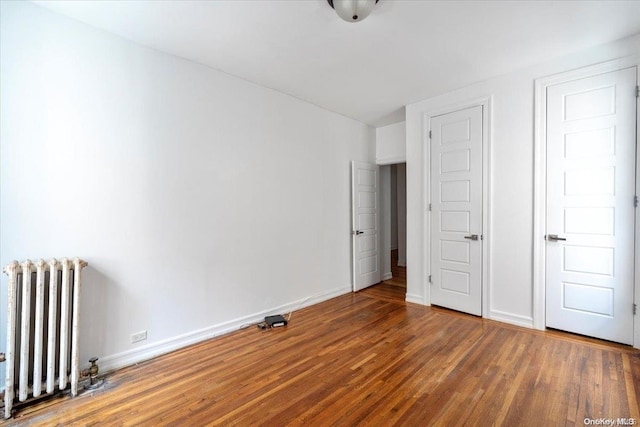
left=430, top=106, right=483, bottom=315
left=352, top=161, right=381, bottom=291
left=545, top=67, right=637, bottom=345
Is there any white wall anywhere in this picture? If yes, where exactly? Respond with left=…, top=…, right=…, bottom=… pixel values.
left=0, top=1, right=374, bottom=378
left=376, top=121, right=407, bottom=272
left=405, top=33, right=640, bottom=322
left=376, top=122, right=406, bottom=164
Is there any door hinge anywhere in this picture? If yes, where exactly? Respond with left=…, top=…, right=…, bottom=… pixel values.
left=428, top=203, right=432, bottom=211
left=428, top=275, right=432, bottom=284
left=634, top=303, right=637, bottom=315
left=428, top=130, right=432, bottom=139
left=636, top=85, right=639, bottom=98
left=635, top=195, right=638, bottom=208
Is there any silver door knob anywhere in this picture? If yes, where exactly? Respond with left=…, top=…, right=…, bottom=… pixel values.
left=546, top=234, right=566, bottom=242
left=464, top=234, right=479, bottom=241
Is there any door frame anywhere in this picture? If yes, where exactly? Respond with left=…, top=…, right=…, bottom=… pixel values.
left=376, top=162, right=407, bottom=283
left=533, top=55, right=640, bottom=348
left=423, top=96, right=492, bottom=318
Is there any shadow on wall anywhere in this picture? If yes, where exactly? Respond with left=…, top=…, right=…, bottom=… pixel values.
left=78, top=266, right=115, bottom=369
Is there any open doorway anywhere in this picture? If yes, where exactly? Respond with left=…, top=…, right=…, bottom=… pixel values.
left=380, top=163, right=406, bottom=293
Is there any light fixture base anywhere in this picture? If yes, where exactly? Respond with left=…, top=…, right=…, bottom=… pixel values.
left=327, top=0, right=379, bottom=23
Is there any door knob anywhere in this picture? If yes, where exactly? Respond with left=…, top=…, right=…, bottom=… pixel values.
left=353, top=230, right=364, bottom=235
left=546, top=234, right=566, bottom=242
left=464, top=234, right=479, bottom=241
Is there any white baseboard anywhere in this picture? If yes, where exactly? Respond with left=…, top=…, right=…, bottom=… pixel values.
left=382, top=272, right=392, bottom=280
left=100, top=285, right=351, bottom=374
left=489, top=309, right=534, bottom=329
left=405, top=293, right=425, bottom=305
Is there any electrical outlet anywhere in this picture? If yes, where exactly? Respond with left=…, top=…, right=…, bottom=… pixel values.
left=130, top=330, right=147, bottom=344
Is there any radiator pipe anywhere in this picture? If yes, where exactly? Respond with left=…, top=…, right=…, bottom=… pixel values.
left=80, top=357, right=103, bottom=390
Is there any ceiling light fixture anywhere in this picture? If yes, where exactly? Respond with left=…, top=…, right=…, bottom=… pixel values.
left=327, top=0, right=379, bottom=23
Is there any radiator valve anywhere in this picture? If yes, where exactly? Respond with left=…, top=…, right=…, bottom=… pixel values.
left=81, top=357, right=103, bottom=390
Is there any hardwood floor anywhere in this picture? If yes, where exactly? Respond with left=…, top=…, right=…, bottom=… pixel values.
left=5, top=275, right=639, bottom=426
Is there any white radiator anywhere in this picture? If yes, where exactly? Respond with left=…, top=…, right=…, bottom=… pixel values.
left=2, top=258, right=88, bottom=418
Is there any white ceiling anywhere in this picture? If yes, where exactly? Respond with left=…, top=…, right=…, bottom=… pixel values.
left=33, top=0, right=640, bottom=127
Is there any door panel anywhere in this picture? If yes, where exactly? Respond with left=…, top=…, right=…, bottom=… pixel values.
left=545, top=66, right=637, bottom=345
left=430, top=106, right=483, bottom=316
left=352, top=161, right=380, bottom=291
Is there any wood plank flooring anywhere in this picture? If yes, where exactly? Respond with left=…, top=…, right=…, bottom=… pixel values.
left=5, top=274, right=640, bottom=426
